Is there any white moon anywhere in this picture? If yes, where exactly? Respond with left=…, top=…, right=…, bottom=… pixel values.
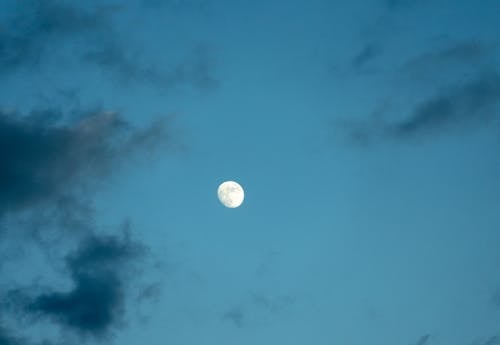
left=217, top=181, right=244, bottom=208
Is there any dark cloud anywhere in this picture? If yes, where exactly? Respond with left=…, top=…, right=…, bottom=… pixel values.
left=343, top=72, right=500, bottom=144
left=0, top=326, right=24, bottom=345
left=10, top=231, right=146, bottom=338
left=0, top=108, right=168, bottom=219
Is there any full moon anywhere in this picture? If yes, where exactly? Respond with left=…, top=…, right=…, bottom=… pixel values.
left=217, top=181, right=244, bottom=208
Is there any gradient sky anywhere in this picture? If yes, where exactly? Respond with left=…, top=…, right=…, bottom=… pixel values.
left=0, top=1, right=500, bottom=345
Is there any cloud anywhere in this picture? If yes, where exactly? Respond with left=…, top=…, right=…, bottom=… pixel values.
left=0, top=0, right=112, bottom=72
left=404, top=41, right=497, bottom=73
left=491, top=290, right=500, bottom=309
left=221, top=307, right=244, bottom=328
left=413, top=334, right=430, bottom=345
left=85, top=43, right=218, bottom=90
left=21, top=231, right=145, bottom=338
left=351, top=44, right=381, bottom=69
left=484, top=336, right=500, bottom=345
left=471, top=336, right=500, bottom=345
left=251, top=292, right=294, bottom=314
left=0, top=326, right=24, bottom=345
left=427, top=41, right=492, bottom=63
left=0, top=106, right=168, bottom=342
left=0, top=108, right=169, bottom=219
left=343, top=72, right=500, bottom=144
left=390, top=73, right=500, bottom=138
left=221, top=291, right=294, bottom=329
left=0, top=3, right=195, bottom=344
left=0, top=1, right=218, bottom=90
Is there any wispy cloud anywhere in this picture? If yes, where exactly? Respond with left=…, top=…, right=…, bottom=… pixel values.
left=221, top=290, right=294, bottom=329
left=413, top=334, right=430, bottom=345
left=351, top=44, right=382, bottom=69
left=343, top=72, right=500, bottom=144
left=85, top=43, right=218, bottom=90
left=0, top=0, right=218, bottom=91
left=0, top=1, right=112, bottom=72
left=404, top=40, right=497, bottom=73
left=221, top=307, right=245, bottom=328
left=390, top=73, right=500, bottom=137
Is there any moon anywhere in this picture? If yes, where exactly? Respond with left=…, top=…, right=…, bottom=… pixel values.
left=217, top=181, right=244, bottom=208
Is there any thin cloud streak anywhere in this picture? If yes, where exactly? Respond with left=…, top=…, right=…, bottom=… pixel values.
left=342, top=72, right=500, bottom=144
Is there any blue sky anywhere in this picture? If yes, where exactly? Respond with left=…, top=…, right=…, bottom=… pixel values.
left=0, top=1, right=499, bottom=345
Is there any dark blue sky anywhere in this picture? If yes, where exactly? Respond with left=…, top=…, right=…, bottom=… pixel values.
left=0, top=1, right=499, bottom=345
